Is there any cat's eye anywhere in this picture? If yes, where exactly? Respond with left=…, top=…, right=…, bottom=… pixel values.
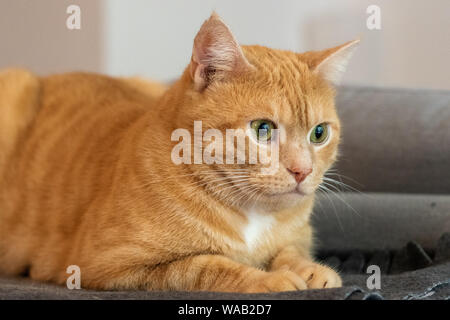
left=309, top=123, right=329, bottom=145
left=250, top=119, right=276, bottom=141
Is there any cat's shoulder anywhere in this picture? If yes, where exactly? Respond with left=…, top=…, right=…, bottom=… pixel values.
left=42, top=72, right=167, bottom=103
left=120, top=76, right=168, bottom=101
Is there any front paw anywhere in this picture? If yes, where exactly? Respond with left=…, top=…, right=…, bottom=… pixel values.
left=292, top=263, right=342, bottom=289
left=242, top=270, right=307, bottom=293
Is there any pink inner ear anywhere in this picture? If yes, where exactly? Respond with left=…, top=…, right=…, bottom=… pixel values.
left=190, top=13, right=253, bottom=90
left=191, top=61, right=208, bottom=91
left=192, top=32, right=214, bottom=65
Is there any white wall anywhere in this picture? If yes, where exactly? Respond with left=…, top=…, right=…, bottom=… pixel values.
left=104, top=0, right=450, bottom=90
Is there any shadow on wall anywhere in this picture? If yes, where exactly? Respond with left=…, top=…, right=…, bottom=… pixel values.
left=0, top=0, right=103, bottom=75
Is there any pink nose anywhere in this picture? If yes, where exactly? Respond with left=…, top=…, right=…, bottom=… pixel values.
left=287, top=167, right=312, bottom=184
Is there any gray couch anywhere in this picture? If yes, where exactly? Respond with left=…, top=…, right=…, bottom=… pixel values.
left=1, top=86, right=449, bottom=300
left=316, top=86, right=450, bottom=252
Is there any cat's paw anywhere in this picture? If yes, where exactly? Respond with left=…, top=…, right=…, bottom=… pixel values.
left=292, top=263, right=342, bottom=289
left=243, top=270, right=307, bottom=293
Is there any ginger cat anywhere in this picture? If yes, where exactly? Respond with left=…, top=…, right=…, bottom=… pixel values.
left=0, top=13, right=358, bottom=292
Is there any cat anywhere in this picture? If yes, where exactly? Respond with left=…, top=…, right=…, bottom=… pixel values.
left=0, top=13, right=358, bottom=292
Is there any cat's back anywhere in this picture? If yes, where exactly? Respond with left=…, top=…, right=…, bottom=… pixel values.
left=0, top=70, right=166, bottom=276
left=0, top=69, right=41, bottom=176
left=1, top=70, right=164, bottom=170
left=0, top=70, right=163, bottom=203
left=0, top=71, right=153, bottom=183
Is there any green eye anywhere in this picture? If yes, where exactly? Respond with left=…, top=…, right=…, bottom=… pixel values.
left=310, top=123, right=329, bottom=144
left=250, top=119, right=275, bottom=141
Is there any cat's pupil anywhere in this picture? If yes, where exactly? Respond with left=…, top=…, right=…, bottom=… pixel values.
left=315, top=125, right=323, bottom=138
left=259, top=122, right=270, bottom=133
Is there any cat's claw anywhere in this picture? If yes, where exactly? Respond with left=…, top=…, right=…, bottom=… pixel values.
left=293, top=264, right=342, bottom=289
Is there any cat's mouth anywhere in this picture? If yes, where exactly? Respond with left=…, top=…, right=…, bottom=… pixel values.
left=261, top=181, right=319, bottom=199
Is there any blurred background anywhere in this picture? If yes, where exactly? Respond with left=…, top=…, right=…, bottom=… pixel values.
left=0, top=0, right=449, bottom=89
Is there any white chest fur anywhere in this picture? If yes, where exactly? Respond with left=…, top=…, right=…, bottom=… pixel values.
left=242, top=210, right=275, bottom=250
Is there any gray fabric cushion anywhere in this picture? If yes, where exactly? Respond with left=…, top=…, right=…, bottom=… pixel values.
left=335, top=86, right=450, bottom=194
left=313, top=193, right=450, bottom=251
left=0, top=275, right=366, bottom=300
left=1, top=261, right=448, bottom=300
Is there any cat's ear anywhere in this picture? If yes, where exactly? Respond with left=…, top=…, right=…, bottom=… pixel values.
left=301, top=39, right=360, bottom=85
left=190, top=13, right=254, bottom=91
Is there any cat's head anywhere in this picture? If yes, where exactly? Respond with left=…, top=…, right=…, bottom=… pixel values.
left=171, top=13, right=359, bottom=212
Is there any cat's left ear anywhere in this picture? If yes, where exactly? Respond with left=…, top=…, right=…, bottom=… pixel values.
left=190, top=13, right=254, bottom=91
left=301, top=39, right=360, bottom=85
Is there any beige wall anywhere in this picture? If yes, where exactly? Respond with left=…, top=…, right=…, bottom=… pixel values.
left=0, top=0, right=449, bottom=90
left=0, top=0, right=103, bottom=75
left=104, top=0, right=450, bottom=90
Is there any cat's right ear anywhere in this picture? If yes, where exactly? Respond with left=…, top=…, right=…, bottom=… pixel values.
left=190, top=13, right=254, bottom=91
left=300, top=39, right=360, bottom=86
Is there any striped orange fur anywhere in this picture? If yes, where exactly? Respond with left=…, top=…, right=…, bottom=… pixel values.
left=0, top=14, right=358, bottom=292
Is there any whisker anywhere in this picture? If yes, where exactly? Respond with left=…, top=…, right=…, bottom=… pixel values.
left=322, top=177, right=363, bottom=194
left=320, top=182, right=361, bottom=218
left=318, top=185, right=344, bottom=233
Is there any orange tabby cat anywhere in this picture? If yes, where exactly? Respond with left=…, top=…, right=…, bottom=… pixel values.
left=0, top=13, right=358, bottom=292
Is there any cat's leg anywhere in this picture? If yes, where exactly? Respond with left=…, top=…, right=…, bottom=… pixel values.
left=269, top=246, right=342, bottom=289
left=80, top=254, right=307, bottom=293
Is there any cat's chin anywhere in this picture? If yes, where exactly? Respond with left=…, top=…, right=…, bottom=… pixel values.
left=247, top=189, right=312, bottom=212
left=267, top=185, right=314, bottom=198
left=267, top=189, right=306, bottom=198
